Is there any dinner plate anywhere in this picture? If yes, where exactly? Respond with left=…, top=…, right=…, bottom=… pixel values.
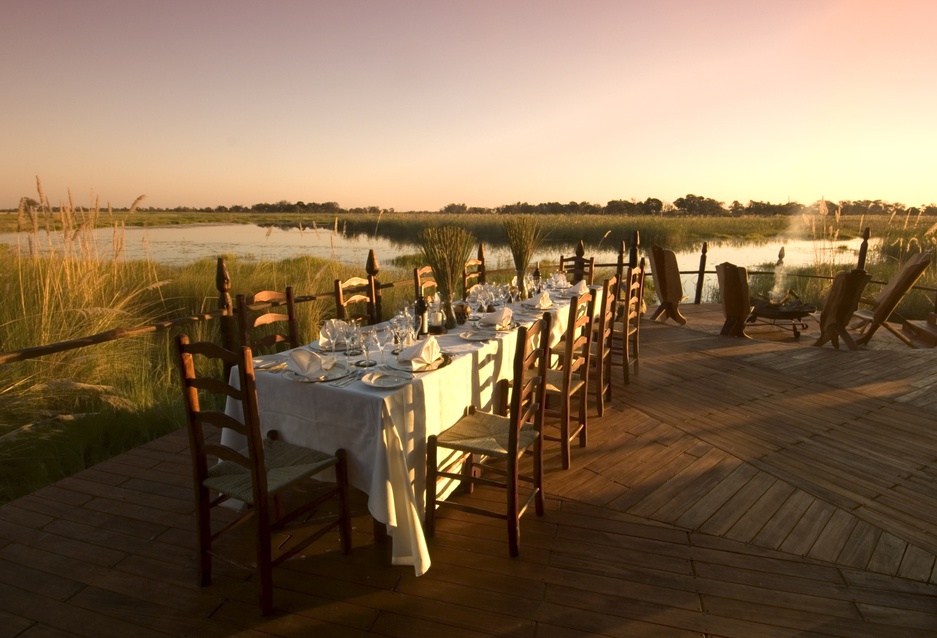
left=282, top=367, right=349, bottom=383
left=521, top=301, right=553, bottom=310
left=476, top=321, right=519, bottom=332
left=361, top=370, right=413, bottom=389
left=310, top=340, right=347, bottom=352
left=388, top=353, right=452, bottom=373
left=459, top=330, right=494, bottom=342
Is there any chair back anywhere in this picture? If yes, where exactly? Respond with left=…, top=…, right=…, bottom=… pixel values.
left=649, top=245, right=682, bottom=306
left=461, top=245, right=487, bottom=299
left=334, top=275, right=380, bottom=325
left=869, top=251, right=932, bottom=324
left=716, top=262, right=752, bottom=337
left=820, top=269, right=872, bottom=331
left=414, top=265, right=438, bottom=299
left=236, top=287, right=299, bottom=354
left=560, top=289, right=593, bottom=388
left=174, top=335, right=267, bottom=507
left=511, top=314, right=551, bottom=436
left=595, top=275, right=619, bottom=362
left=559, top=254, right=596, bottom=285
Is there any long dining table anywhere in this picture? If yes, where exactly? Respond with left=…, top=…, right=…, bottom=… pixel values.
left=223, top=286, right=598, bottom=575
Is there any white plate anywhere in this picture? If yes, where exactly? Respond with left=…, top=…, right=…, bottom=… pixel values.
left=311, top=340, right=347, bottom=352
left=282, top=367, right=349, bottom=383
left=521, top=302, right=553, bottom=310
left=459, top=331, right=494, bottom=342
left=361, top=371, right=413, bottom=389
left=476, top=321, right=519, bottom=332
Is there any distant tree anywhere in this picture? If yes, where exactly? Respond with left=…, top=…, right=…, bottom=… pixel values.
left=441, top=203, right=467, bottom=215
left=673, top=194, right=726, bottom=216
left=642, top=197, right=663, bottom=215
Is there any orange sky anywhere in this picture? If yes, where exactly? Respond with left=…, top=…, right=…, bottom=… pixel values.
left=2, top=0, right=935, bottom=211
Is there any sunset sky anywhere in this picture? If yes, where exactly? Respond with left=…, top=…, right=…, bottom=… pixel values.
left=2, top=0, right=935, bottom=212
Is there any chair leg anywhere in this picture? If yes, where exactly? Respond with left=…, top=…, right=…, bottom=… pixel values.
left=534, top=434, right=544, bottom=517
left=195, top=487, right=212, bottom=587
left=255, top=502, right=274, bottom=616
left=335, top=449, right=353, bottom=555
left=424, top=435, right=437, bottom=538
left=595, top=362, right=605, bottom=417
left=578, top=387, right=588, bottom=449
left=507, top=456, right=519, bottom=557
left=560, top=395, right=571, bottom=470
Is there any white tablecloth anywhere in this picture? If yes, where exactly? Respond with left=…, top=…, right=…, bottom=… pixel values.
left=222, top=289, right=594, bottom=575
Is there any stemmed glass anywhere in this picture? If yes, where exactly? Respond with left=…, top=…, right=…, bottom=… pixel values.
left=344, top=321, right=362, bottom=357
left=357, top=328, right=379, bottom=368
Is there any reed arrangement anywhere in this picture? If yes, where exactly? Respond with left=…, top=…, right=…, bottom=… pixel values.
left=503, top=215, right=546, bottom=291
left=417, top=225, right=477, bottom=301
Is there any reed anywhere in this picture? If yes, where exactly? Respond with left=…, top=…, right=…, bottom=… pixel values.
left=503, top=215, right=546, bottom=278
left=417, top=225, right=477, bottom=301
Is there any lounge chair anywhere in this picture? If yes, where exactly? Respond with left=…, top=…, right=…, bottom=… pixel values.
left=648, top=245, right=687, bottom=324
left=850, top=251, right=932, bottom=347
left=813, top=269, right=872, bottom=351
left=715, top=262, right=752, bottom=338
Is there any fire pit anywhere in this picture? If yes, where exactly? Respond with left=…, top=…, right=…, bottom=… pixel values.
left=747, top=290, right=817, bottom=339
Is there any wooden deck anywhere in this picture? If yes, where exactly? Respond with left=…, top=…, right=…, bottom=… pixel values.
left=3, top=305, right=937, bottom=637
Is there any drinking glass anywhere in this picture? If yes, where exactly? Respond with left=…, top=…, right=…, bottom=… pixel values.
left=357, top=328, right=378, bottom=367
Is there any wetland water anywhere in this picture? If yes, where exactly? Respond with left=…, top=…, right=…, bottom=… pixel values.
left=0, top=222, right=869, bottom=295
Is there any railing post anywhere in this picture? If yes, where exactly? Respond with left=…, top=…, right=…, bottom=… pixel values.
left=856, top=227, right=871, bottom=270
left=629, top=230, right=640, bottom=267
left=216, top=257, right=239, bottom=353
left=572, top=239, right=586, bottom=283
left=694, top=242, right=708, bottom=304
left=477, top=243, right=487, bottom=285
left=366, top=249, right=382, bottom=322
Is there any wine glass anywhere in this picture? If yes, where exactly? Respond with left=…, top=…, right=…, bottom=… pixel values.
left=357, top=328, right=379, bottom=367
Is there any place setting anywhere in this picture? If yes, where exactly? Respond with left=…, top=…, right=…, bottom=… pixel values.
left=281, top=348, right=350, bottom=383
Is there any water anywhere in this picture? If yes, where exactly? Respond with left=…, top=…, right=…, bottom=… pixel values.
left=0, top=222, right=869, bottom=285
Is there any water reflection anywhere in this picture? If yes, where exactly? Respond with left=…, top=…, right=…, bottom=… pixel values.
left=0, top=223, right=868, bottom=276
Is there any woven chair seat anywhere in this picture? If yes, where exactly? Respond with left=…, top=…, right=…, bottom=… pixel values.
left=437, top=410, right=538, bottom=457
left=204, top=439, right=338, bottom=504
left=543, top=368, right=585, bottom=396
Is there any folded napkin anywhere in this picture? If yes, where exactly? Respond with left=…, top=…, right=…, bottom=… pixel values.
left=569, top=280, right=589, bottom=295
left=528, top=290, right=552, bottom=309
left=551, top=273, right=571, bottom=289
left=397, top=336, right=441, bottom=371
left=318, top=318, right=349, bottom=349
left=481, top=306, right=513, bottom=328
left=286, top=349, right=337, bottom=378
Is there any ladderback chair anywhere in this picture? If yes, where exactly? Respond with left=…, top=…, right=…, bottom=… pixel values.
left=852, top=251, right=932, bottom=347
left=648, top=245, right=687, bottom=325
left=558, top=254, right=596, bottom=285
left=461, top=245, right=487, bottom=300
left=414, top=265, right=438, bottom=300
left=334, top=275, right=380, bottom=325
left=174, top=335, right=351, bottom=615
left=235, top=287, right=300, bottom=354
left=591, top=275, right=618, bottom=417
left=614, top=257, right=646, bottom=385
left=544, top=289, right=593, bottom=469
left=716, top=262, right=753, bottom=338
left=425, top=313, right=551, bottom=556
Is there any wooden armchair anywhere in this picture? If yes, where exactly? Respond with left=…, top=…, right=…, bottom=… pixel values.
left=591, top=275, right=618, bottom=417
left=174, top=336, right=351, bottom=615
left=613, top=257, right=646, bottom=385
left=425, top=314, right=550, bottom=556
left=648, top=245, right=687, bottom=325
left=716, top=262, right=753, bottom=338
left=813, top=269, right=872, bottom=350
left=334, top=275, right=380, bottom=325
left=851, top=251, right=932, bottom=347
left=235, top=287, right=300, bottom=354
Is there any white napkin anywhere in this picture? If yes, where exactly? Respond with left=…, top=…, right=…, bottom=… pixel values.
left=397, top=336, right=441, bottom=371
left=319, top=318, right=349, bottom=349
left=569, top=280, right=589, bottom=295
left=286, top=349, right=337, bottom=378
left=528, top=291, right=552, bottom=309
left=552, top=273, right=570, bottom=289
left=481, top=307, right=513, bottom=328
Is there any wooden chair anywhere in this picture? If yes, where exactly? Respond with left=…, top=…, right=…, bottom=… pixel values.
left=334, top=275, right=380, bottom=325
left=461, top=244, right=487, bottom=300
left=615, top=257, right=646, bottom=385
left=648, top=245, right=687, bottom=325
left=558, top=254, right=596, bottom=285
left=591, top=275, right=618, bottom=417
left=414, top=265, right=438, bottom=300
left=235, top=287, right=299, bottom=354
left=813, top=269, right=872, bottom=351
left=851, top=251, right=932, bottom=347
left=545, top=289, right=593, bottom=469
left=174, top=335, right=351, bottom=616
left=716, top=262, right=753, bottom=338
left=425, top=313, right=550, bottom=556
